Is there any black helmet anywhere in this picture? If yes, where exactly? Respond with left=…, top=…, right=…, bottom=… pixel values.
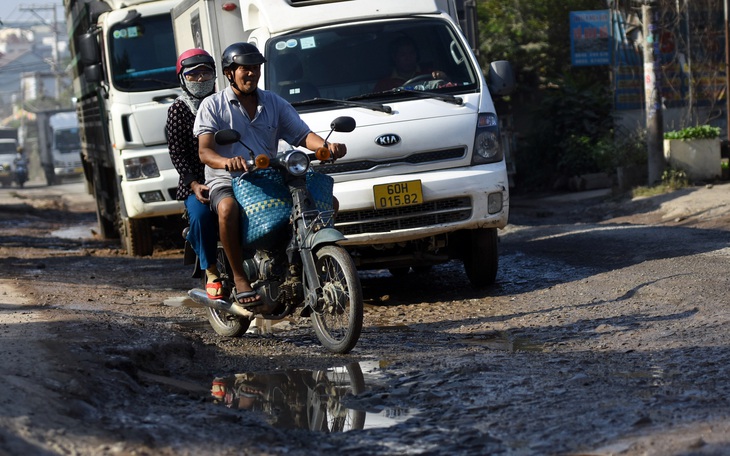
left=221, top=42, right=266, bottom=70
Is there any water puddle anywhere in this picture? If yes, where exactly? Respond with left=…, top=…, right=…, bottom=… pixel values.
left=51, top=224, right=96, bottom=240
left=209, top=361, right=418, bottom=431
left=461, top=331, right=543, bottom=352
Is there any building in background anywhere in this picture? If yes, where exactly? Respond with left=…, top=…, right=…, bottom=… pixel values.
left=0, top=23, right=70, bottom=124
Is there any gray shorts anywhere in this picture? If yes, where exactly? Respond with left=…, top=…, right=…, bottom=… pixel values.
left=208, top=185, right=235, bottom=214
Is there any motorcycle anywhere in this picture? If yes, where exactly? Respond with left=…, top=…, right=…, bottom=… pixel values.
left=186, top=116, right=363, bottom=354
left=14, top=158, right=28, bottom=188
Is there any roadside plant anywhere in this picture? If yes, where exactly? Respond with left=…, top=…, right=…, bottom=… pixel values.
left=632, top=167, right=688, bottom=197
left=661, top=167, right=688, bottom=190
left=664, top=125, right=721, bottom=140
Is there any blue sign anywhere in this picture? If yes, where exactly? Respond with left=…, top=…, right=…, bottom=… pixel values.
left=570, top=10, right=610, bottom=66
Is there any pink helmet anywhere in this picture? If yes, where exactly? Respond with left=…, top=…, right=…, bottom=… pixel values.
left=176, top=48, right=215, bottom=76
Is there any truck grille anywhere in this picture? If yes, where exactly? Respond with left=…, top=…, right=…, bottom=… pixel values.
left=335, top=197, right=471, bottom=236
left=314, top=147, right=465, bottom=174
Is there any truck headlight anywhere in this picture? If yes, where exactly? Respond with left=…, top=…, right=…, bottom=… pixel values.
left=471, top=113, right=503, bottom=165
left=124, top=156, right=160, bottom=180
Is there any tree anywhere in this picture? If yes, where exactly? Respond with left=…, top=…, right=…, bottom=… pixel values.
left=478, top=1, right=617, bottom=190
left=478, top=0, right=608, bottom=89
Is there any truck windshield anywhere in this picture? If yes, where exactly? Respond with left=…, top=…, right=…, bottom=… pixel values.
left=54, top=129, right=81, bottom=153
left=265, top=18, right=479, bottom=105
left=0, top=142, right=16, bottom=154
left=109, top=14, right=177, bottom=92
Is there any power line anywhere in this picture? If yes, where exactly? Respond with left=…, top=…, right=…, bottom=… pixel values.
left=1, top=2, right=62, bottom=25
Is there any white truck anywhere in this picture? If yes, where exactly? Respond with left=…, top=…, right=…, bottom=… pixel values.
left=172, top=0, right=514, bottom=286
left=0, top=137, right=18, bottom=188
left=35, top=110, right=84, bottom=185
left=64, top=0, right=184, bottom=255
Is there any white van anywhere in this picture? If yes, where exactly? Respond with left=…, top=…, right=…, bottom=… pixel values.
left=173, top=0, right=515, bottom=286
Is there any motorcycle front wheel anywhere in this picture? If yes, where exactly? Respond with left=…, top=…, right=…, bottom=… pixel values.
left=310, top=245, right=363, bottom=354
left=206, top=244, right=251, bottom=337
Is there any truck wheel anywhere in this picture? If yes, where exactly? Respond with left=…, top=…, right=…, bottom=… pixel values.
left=122, top=217, right=154, bottom=256
left=94, top=196, right=117, bottom=239
left=463, top=227, right=498, bottom=287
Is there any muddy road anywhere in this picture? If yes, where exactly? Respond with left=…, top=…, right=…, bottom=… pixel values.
left=1, top=180, right=729, bottom=455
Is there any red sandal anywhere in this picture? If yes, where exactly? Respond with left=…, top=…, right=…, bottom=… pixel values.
left=206, top=275, right=224, bottom=300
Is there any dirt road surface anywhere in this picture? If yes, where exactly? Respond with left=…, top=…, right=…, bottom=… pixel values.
left=1, top=180, right=729, bottom=455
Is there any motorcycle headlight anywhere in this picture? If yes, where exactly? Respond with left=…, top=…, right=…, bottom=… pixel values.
left=283, top=150, right=310, bottom=176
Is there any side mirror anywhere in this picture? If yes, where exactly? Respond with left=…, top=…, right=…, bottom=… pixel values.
left=84, top=64, right=103, bottom=84
left=88, top=0, right=112, bottom=23
left=487, top=60, right=515, bottom=97
left=331, top=116, right=356, bottom=133
left=79, top=33, right=101, bottom=66
left=215, top=129, right=241, bottom=145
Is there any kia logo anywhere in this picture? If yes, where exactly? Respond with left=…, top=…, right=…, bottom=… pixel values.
left=375, top=134, right=401, bottom=147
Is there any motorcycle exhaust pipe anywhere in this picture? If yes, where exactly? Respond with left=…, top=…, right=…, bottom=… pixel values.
left=187, top=288, right=254, bottom=319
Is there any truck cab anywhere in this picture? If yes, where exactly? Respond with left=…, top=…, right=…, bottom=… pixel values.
left=49, top=112, right=83, bottom=181
left=0, top=139, right=18, bottom=187
left=65, top=0, right=183, bottom=255
left=173, top=0, right=514, bottom=286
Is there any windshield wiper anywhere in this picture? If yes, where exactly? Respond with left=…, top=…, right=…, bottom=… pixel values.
left=350, top=88, right=463, bottom=106
left=292, top=97, right=392, bottom=114
left=114, top=76, right=176, bottom=88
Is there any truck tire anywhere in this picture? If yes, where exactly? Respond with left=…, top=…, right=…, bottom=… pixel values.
left=122, top=217, right=154, bottom=256
left=463, top=227, right=498, bottom=288
left=93, top=192, right=117, bottom=239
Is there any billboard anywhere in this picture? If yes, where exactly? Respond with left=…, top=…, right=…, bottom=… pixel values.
left=570, top=10, right=610, bottom=66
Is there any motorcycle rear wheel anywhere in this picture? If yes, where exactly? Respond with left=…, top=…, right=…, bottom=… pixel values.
left=206, top=244, right=251, bottom=337
left=310, top=245, right=363, bottom=354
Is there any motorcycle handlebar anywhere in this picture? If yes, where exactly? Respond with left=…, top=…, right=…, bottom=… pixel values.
left=225, top=148, right=332, bottom=173
left=215, top=115, right=352, bottom=171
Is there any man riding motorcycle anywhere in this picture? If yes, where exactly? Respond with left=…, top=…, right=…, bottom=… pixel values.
left=193, top=42, right=346, bottom=309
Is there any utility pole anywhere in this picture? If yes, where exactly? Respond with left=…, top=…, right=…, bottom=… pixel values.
left=725, top=0, right=730, bottom=141
left=640, top=0, right=665, bottom=185
left=19, top=4, right=61, bottom=100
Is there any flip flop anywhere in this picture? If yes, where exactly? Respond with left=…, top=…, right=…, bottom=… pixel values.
left=206, top=275, right=224, bottom=300
left=233, top=289, right=261, bottom=307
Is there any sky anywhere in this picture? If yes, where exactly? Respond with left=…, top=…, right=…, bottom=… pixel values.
left=1, top=1, right=64, bottom=26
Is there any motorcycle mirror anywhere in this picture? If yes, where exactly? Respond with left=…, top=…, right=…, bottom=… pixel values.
left=214, top=129, right=241, bottom=145
left=330, top=116, right=356, bottom=133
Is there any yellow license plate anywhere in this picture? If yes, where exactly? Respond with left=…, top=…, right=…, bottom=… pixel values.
left=373, top=180, right=423, bottom=209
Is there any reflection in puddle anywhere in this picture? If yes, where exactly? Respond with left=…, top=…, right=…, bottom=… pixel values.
left=211, top=363, right=366, bottom=432
left=210, top=362, right=417, bottom=431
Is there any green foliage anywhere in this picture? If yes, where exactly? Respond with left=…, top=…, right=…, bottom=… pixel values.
left=661, top=167, right=689, bottom=189
left=663, top=125, right=721, bottom=140
left=515, top=74, right=616, bottom=189
left=632, top=167, right=688, bottom=197
left=478, top=0, right=603, bottom=86
left=478, top=2, right=622, bottom=190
